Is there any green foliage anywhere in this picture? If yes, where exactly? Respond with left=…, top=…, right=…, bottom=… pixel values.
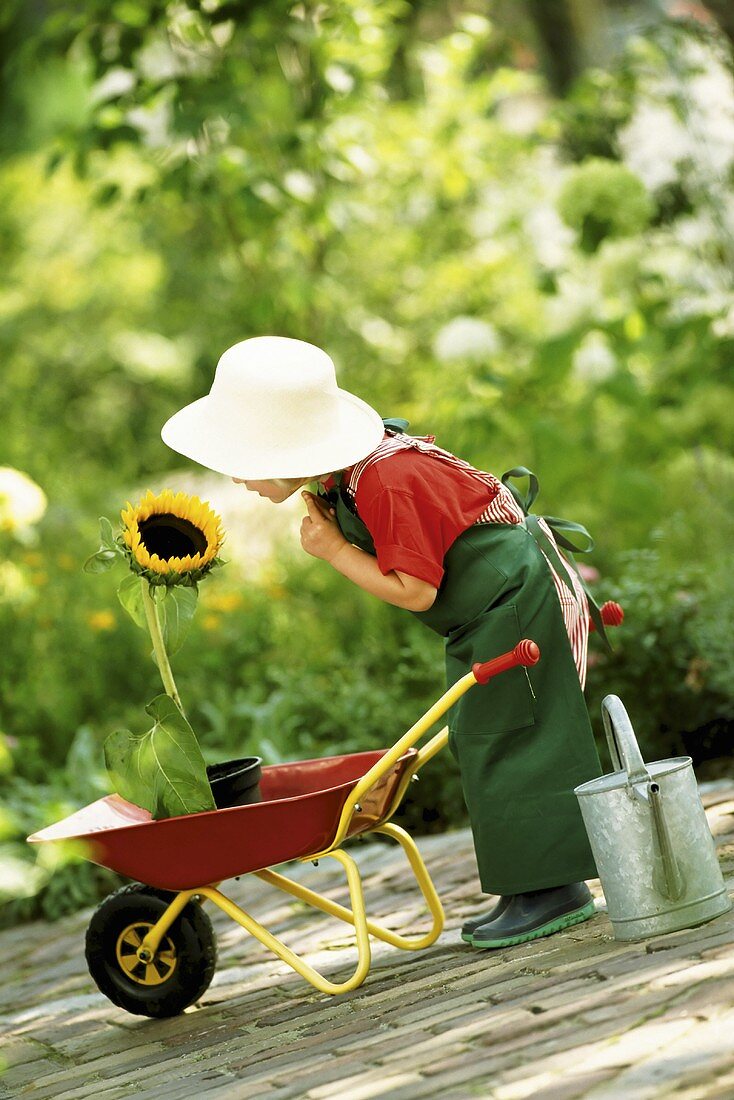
left=586, top=556, right=734, bottom=765
left=0, top=726, right=122, bottom=928
left=83, top=516, right=125, bottom=574
left=585, top=445, right=734, bottom=763
left=554, top=65, right=637, bottom=162
left=105, top=694, right=216, bottom=819
left=557, top=158, right=654, bottom=252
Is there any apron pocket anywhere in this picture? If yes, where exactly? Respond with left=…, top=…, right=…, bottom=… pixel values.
left=446, top=603, right=536, bottom=737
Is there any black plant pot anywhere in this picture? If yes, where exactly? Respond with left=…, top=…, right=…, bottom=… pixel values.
left=206, top=757, right=263, bottom=810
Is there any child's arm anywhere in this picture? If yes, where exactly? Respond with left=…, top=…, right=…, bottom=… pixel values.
left=300, top=492, right=437, bottom=612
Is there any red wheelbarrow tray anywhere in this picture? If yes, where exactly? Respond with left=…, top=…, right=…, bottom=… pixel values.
left=27, top=748, right=417, bottom=892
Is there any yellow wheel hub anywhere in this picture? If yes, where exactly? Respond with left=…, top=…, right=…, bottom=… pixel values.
left=115, top=922, right=177, bottom=986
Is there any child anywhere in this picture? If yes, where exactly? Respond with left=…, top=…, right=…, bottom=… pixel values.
left=162, top=335, right=604, bottom=949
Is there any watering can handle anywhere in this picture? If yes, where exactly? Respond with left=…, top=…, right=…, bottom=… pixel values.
left=601, top=695, right=650, bottom=783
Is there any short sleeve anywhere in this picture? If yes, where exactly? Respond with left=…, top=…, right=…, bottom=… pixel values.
left=349, top=443, right=508, bottom=590
left=352, top=453, right=473, bottom=589
left=354, top=470, right=452, bottom=588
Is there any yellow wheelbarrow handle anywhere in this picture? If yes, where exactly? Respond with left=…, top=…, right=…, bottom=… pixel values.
left=322, top=639, right=540, bottom=854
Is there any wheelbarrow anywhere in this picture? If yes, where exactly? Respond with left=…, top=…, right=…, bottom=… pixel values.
left=28, top=640, right=540, bottom=1018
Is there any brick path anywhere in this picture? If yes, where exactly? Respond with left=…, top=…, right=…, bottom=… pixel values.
left=1, top=786, right=733, bottom=1100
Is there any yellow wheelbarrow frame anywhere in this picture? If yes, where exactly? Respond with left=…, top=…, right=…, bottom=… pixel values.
left=131, top=641, right=539, bottom=996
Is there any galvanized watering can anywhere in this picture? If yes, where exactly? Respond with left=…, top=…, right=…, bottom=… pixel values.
left=575, top=695, right=731, bottom=941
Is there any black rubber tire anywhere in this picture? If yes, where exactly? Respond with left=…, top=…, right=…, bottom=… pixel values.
left=85, top=883, right=217, bottom=1018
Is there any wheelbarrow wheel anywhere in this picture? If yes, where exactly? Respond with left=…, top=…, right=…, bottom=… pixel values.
left=85, top=883, right=216, bottom=1018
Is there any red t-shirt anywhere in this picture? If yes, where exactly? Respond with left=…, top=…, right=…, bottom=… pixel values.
left=347, top=447, right=506, bottom=588
left=330, top=433, right=588, bottom=685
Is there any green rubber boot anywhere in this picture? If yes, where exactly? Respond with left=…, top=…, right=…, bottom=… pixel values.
left=471, top=882, right=595, bottom=949
left=460, top=896, right=512, bottom=943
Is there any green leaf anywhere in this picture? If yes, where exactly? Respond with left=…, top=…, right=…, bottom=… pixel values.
left=117, top=573, right=147, bottom=629
left=155, top=586, right=198, bottom=655
left=98, top=516, right=116, bottom=551
left=83, top=549, right=118, bottom=574
left=104, top=695, right=216, bottom=820
left=84, top=516, right=122, bottom=574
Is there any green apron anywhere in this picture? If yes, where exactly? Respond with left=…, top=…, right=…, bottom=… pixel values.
left=320, top=432, right=602, bottom=895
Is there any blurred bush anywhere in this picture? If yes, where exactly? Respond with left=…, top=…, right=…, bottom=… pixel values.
left=557, top=157, right=653, bottom=252
left=586, top=550, right=734, bottom=765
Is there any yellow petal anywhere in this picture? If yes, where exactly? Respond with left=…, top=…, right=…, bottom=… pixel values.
left=149, top=553, right=169, bottom=574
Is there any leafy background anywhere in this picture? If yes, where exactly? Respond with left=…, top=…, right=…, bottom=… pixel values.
left=1, top=0, right=733, bottom=925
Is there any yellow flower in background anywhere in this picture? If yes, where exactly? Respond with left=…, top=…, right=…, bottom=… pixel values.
left=0, top=467, right=47, bottom=535
left=265, top=580, right=287, bottom=601
left=87, top=610, right=116, bottom=632
left=0, top=561, right=33, bottom=606
left=207, top=591, right=243, bottom=613
left=120, top=489, right=224, bottom=586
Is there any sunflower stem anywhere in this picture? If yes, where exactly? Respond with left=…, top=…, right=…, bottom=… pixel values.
left=141, top=579, right=184, bottom=712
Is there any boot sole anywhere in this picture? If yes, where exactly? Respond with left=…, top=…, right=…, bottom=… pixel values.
left=470, top=900, right=596, bottom=949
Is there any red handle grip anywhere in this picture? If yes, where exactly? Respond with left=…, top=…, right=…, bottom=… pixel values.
left=472, top=639, right=540, bottom=685
left=590, top=601, right=625, bottom=632
left=601, top=600, right=624, bottom=626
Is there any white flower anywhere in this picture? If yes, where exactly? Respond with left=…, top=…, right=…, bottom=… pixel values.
left=572, top=331, right=617, bottom=383
left=126, top=98, right=174, bottom=148
left=360, top=316, right=409, bottom=357
left=0, top=852, right=46, bottom=899
left=325, top=65, right=355, bottom=94
left=91, top=67, right=137, bottom=104
left=618, top=101, right=689, bottom=191
left=110, top=331, right=193, bottom=382
left=684, top=41, right=734, bottom=180
left=495, top=92, right=548, bottom=136
left=524, top=205, right=575, bottom=269
left=282, top=171, right=316, bottom=203
left=619, top=39, right=734, bottom=192
left=545, top=270, right=604, bottom=336
left=0, top=468, right=47, bottom=534
left=433, top=317, right=501, bottom=362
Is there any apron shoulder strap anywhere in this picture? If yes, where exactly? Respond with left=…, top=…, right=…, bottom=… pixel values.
left=503, top=466, right=612, bottom=653
left=382, top=417, right=410, bottom=434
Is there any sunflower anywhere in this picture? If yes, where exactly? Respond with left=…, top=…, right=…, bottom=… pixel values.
left=120, top=490, right=224, bottom=586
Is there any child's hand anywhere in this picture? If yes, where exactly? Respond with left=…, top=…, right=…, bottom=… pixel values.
left=300, top=492, right=347, bottom=563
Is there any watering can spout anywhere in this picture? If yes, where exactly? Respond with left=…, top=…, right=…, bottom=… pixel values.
left=648, top=782, right=686, bottom=901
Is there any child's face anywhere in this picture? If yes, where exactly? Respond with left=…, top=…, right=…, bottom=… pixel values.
left=233, top=477, right=310, bottom=503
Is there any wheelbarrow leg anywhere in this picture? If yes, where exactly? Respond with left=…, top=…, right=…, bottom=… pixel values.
left=257, top=823, right=444, bottom=951
left=372, top=822, right=445, bottom=949
left=197, top=849, right=372, bottom=995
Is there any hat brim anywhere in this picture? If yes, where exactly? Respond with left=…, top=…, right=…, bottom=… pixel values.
left=161, top=389, right=385, bottom=480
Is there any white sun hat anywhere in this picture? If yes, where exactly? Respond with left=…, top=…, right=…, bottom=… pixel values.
left=161, top=336, right=385, bottom=480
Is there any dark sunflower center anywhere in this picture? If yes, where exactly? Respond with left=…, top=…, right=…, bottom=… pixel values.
left=138, top=514, right=208, bottom=561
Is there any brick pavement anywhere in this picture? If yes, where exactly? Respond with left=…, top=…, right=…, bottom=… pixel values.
left=1, top=786, right=733, bottom=1100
